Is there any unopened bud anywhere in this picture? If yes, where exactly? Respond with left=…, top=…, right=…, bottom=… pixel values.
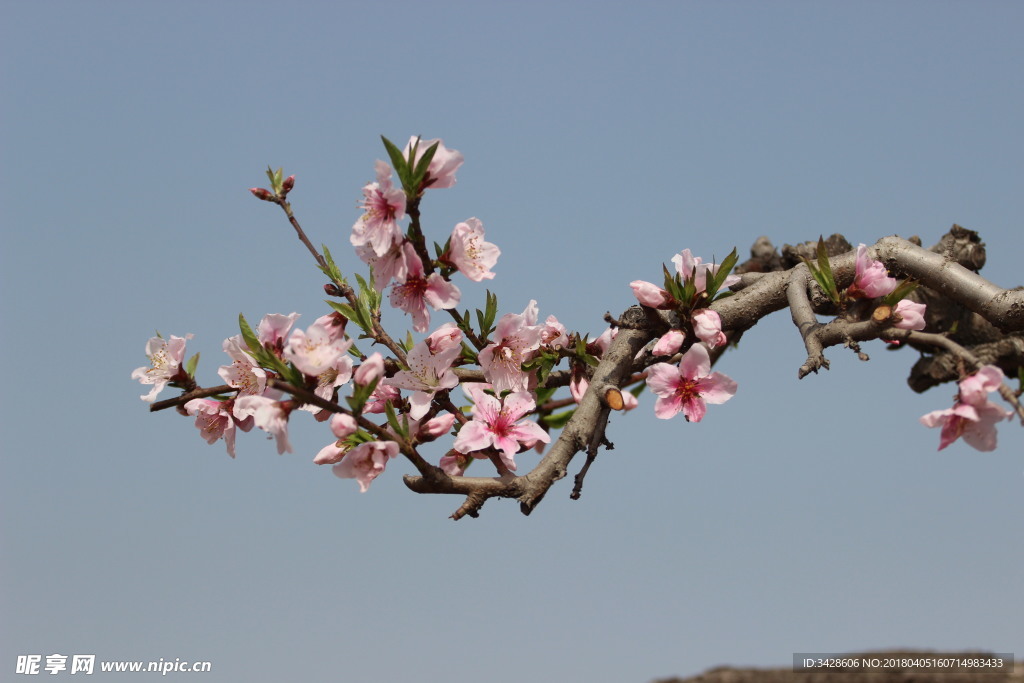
left=324, top=283, right=343, bottom=296
left=281, top=175, right=295, bottom=195
left=249, top=187, right=275, bottom=202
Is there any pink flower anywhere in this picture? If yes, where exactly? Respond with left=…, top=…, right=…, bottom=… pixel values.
left=892, top=300, right=926, bottom=330
left=570, top=374, right=589, bottom=404
left=439, top=451, right=470, bottom=477
left=257, top=312, right=301, bottom=355
left=919, top=402, right=1008, bottom=451
left=478, top=302, right=543, bottom=393
left=218, top=335, right=268, bottom=396
left=630, top=280, right=676, bottom=309
left=354, top=352, right=385, bottom=386
left=314, top=312, right=348, bottom=342
left=184, top=398, right=249, bottom=458
left=332, top=441, right=400, bottom=492
left=384, top=326, right=463, bottom=419
left=919, top=365, right=1012, bottom=451
left=448, top=217, right=499, bottom=282
left=671, top=249, right=741, bottom=293
left=591, top=327, right=617, bottom=356
left=453, top=387, right=550, bottom=472
left=426, top=322, right=463, bottom=354
left=313, top=414, right=359, bottom=465
left=652, top=329, right=685, bottom=357
left=692, top=309, right=727, bottom=349
left=620, top=391, right=638, bottom=411
left=364, top=383, right=401, bottom=414
left=646, top=344, right=737, bottom=421
left=351, top=160, right=406, bottom=257
left=131, top=334, right=192, bottom=402
left=389, top=243, right=461, bottom=332
left=404, top=136, right=463, bottom=190
left=539, top=315, right=569, bottom=350
left=958, top=365, right=1005, bottom=405
left=848, top=244, right=898, bottom=299
left=283, top=324, right=352, bottom=378
left=308, top=352, right=354, bottom=407
left=415, top=413, right=456, bottom=441
left=233, top=395, right=293, bottom=454
left=355, top=239, right=410, bottom=293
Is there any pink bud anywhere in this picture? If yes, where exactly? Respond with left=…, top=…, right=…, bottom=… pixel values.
left=652, top=329, right=685, bottom=356
left=417, top=413, right=457, bottom=441
left=354, top=352, right=385, bottom=386
left=249, top=187, right=275, bottom=201
left=281, top=175, right=295, bottom=195
left=892, top=300, right=926, bottom=330
left=329, top=413, right=358, bottom=439
left=630, top=280, right=676, bottom=309
left=692, top=309, right=727, bottom=349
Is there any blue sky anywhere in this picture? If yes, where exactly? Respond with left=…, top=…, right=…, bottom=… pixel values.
left=2, top=2, right=1021, bottom=681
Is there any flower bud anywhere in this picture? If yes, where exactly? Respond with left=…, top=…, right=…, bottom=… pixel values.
left=281, top=175, right=295, bottom=195
left=354, top=352, right=385, bottom=386
left=249, top=187, right=275, bottom=201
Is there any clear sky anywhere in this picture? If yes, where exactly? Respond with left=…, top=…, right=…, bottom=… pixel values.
left=2, top=1, right=1021, bottom=681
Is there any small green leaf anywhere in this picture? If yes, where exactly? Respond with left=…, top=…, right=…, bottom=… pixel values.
left=185, top=352, right=200, bottom=378
left=534, top=386, right=557, bottom=405
left=384, top=401, right=408, bottom=439
left=321, top=244, right=346, bottom=285
left=541, top=409, right=576, bottom=429
left=799, top=237, right=841, bottom=305
left=326, top=301, right=364, bottom=330
left=460, top=340, right=478, bottom=364
left=705, top=248, right=738, bottom=301
left=409, top=140, right=440, bottom=191
left=239, top=313, right=262, bottom=356
left=814, top=237, right=841, bottom=303
left=381, top=135, right=411, bottom=189
left=882, top=279, right=919, bottom=306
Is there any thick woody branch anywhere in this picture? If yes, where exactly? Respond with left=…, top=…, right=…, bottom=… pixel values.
left=402, top=306, right=654, bottom=518
left=874, top=236, right=1024, bottom=331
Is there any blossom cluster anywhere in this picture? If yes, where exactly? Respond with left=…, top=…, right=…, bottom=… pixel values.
left=133, top=137, right=659, bottom=494
left=134, top=136, right=1016, bottom=503
left=629, top=248, right=741, bottom=421
left=920, top=365, right=1013, bottom=451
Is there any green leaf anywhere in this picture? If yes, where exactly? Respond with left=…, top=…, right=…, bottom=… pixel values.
left=460, top=340, right=478, bottom=364
left=326, top=300, right=365, bottom=331
left=409, top=140, right=440, bottom=191
left=381, top=135, right=410, bottom=189
left=320, top=244, right=346, bottom=285
left=799, top=237, right=841, bottom=305
left=814, top=236, right=841, bottom=303
left=184, top=352, right=200, bottom=378
left=705, top=248, right=738, bottom=302
left=534, top=386, right=557, bottom=405
left=541, top=409, right=576, bottom=429
left=265, top=166, right=284, bottom=194
left=239, top=313, right=262, bottom=356
left=384, top=400, right=408, bottom=439
left=882, top=279, right=919, bottom=306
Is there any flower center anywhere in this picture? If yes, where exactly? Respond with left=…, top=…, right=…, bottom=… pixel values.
left=674, top=379, right=700, bottom=402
